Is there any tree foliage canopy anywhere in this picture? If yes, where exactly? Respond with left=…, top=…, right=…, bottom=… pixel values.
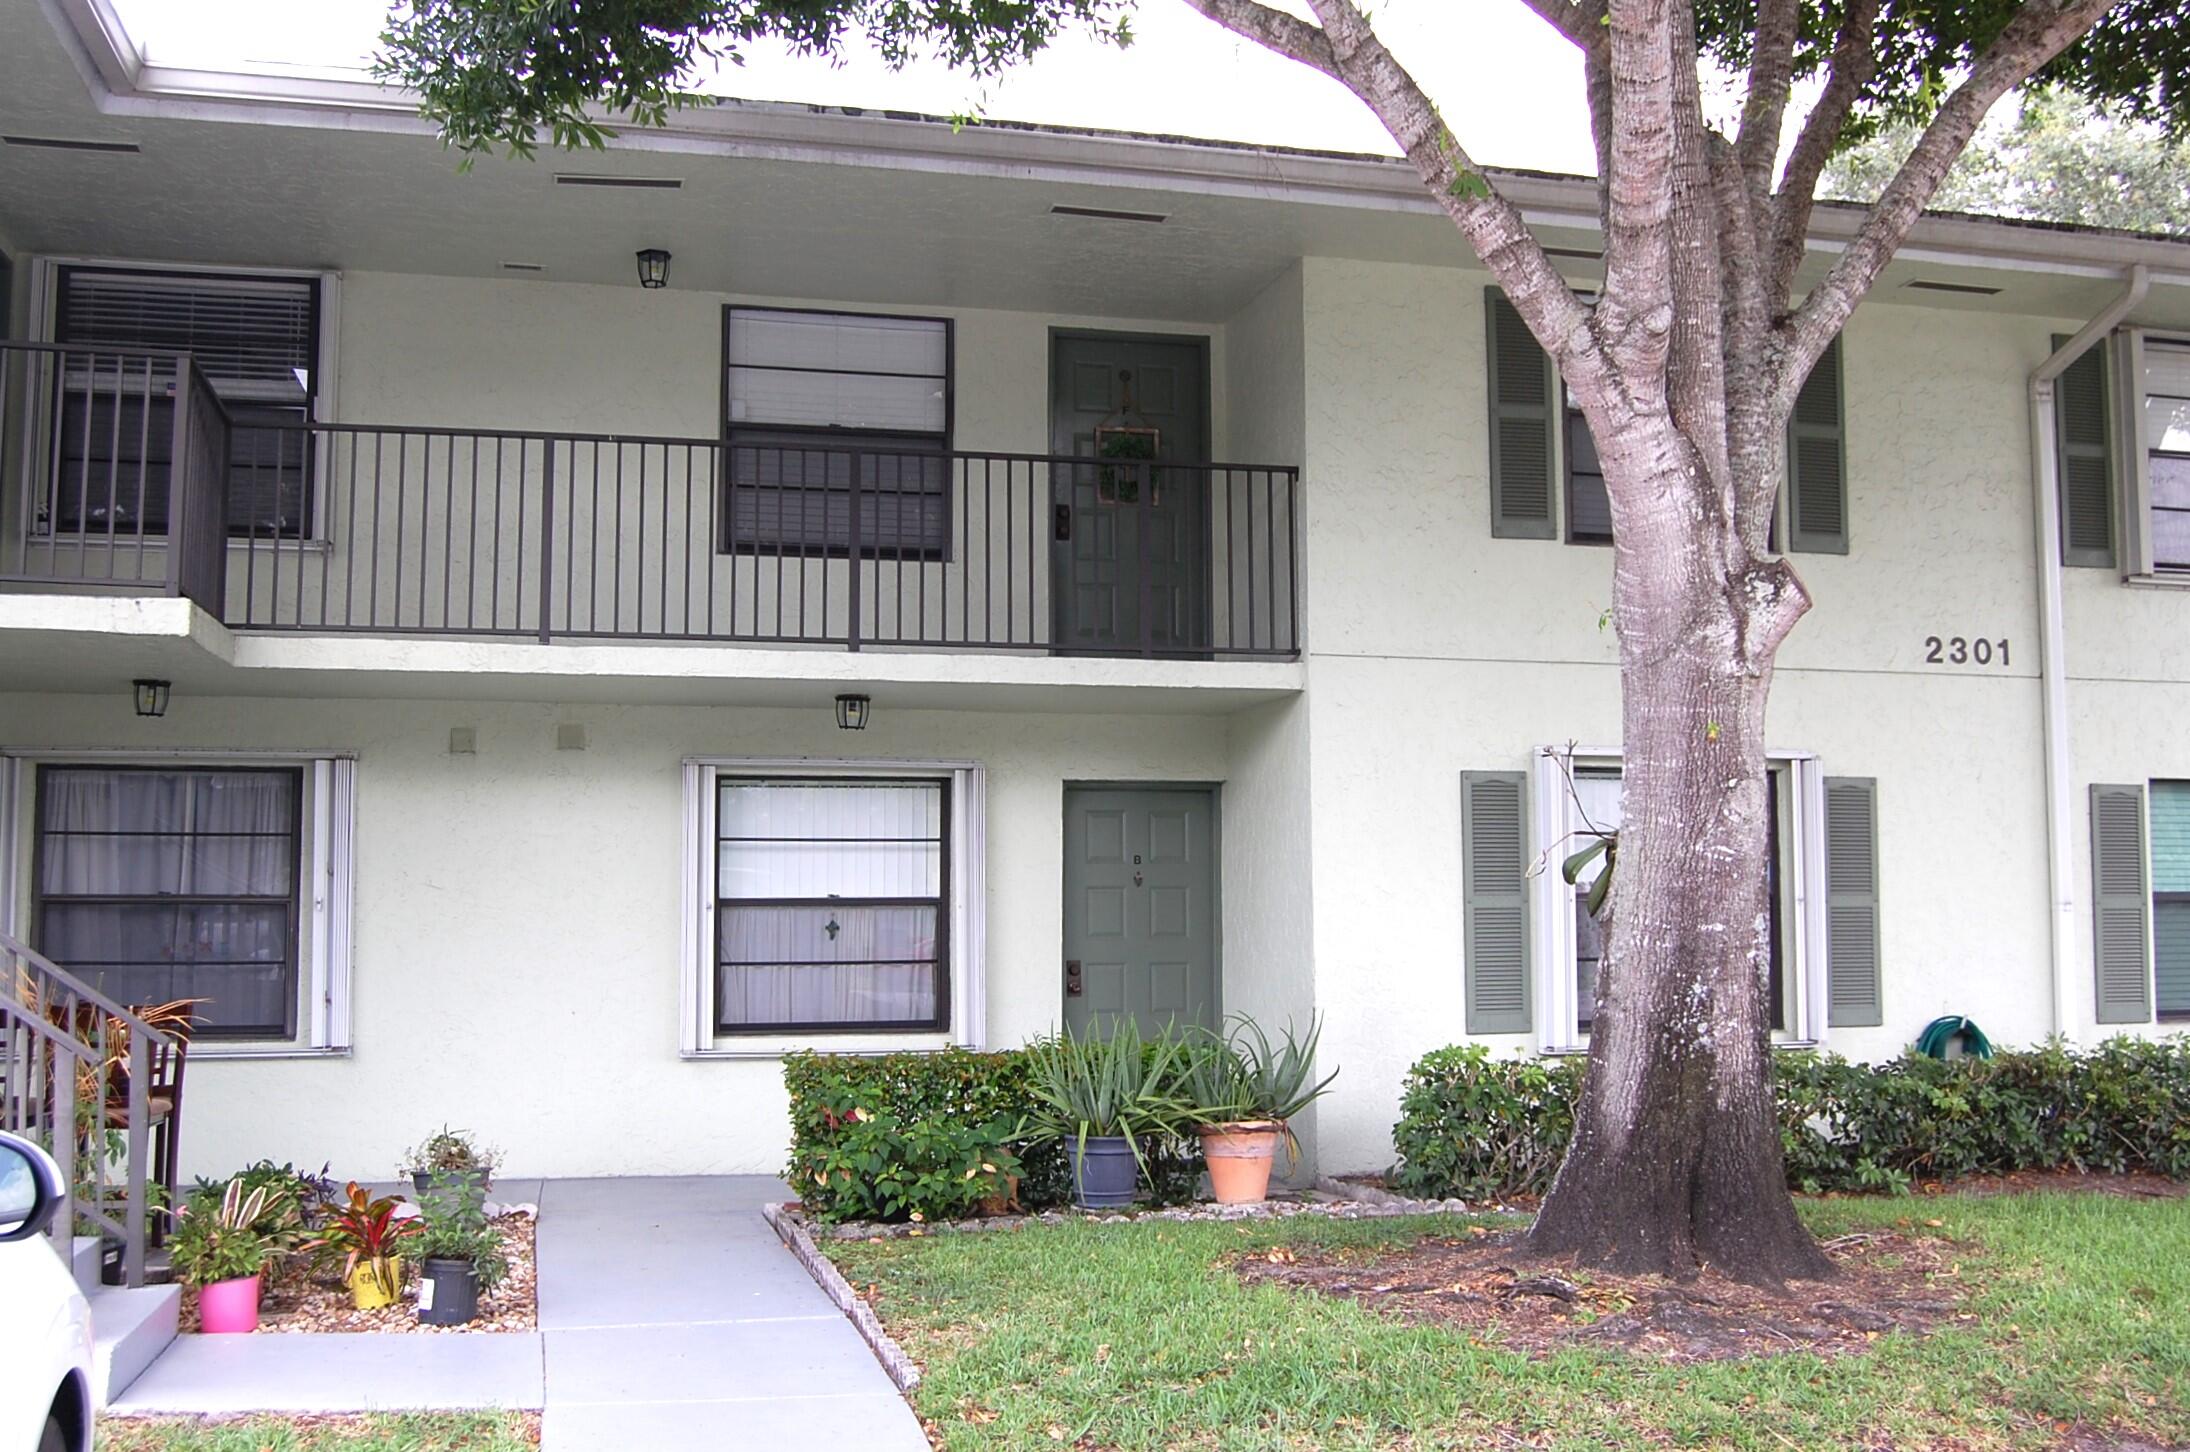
left=1824, top=87, right=2190, bottom=235
left=379, top=0, right=1129, bottom=156
left=1694, top=0, right=2188, bottom=140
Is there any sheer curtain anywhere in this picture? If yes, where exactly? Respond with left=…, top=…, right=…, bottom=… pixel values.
left=37, top=768, right=297, bottom=1033
left=715, top=779, right=943, bottom=1028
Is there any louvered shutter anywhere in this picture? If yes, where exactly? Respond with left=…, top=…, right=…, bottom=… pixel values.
left=2054, top=339, right=2116, bottom=568
left=1824, top=777, right=1881, bottom=1028
left=1787, top=338, right=1847, bottom=554
left=2090, top=784, right=2153, bottom=1024
left=1485, top=290, right=1557, bottom=539
left=1462, top=771, right=1531, bottom=1033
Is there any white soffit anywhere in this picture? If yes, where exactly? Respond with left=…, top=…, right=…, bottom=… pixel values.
left=9, top=0, right=2190, bottom=327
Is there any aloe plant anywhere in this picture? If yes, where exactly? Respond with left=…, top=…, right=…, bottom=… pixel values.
left=1184, top=1015, right=1339, bottom=1130
left=1022, top=1019, right=1192, bottom=1176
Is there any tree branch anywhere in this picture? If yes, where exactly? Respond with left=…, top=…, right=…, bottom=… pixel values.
left=1519, top=0, right=1608, bottom=51
left=1175, top=0, right=1340, bottom=79
left=1595, top=0, right=1677, bottom=385
left=1735, top=0, right=1801, bottom=203
left=1763, top=0, right=1879, bottom=311
left=1190, top=0, right=1603, bottom=387
left=1784, top=0, right=2118, bottom=383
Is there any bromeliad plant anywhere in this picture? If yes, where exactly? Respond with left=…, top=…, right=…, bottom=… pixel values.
left=167, top=1179, right=294, bottom=1289
left=304, top=1182, right=419, bottom=1309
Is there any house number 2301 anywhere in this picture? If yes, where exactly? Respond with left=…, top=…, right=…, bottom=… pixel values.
left=1923, top=635, right=2010, bottom=667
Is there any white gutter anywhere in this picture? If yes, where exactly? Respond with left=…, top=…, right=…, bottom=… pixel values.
left=2028, top=264, right=2149, bottom=1036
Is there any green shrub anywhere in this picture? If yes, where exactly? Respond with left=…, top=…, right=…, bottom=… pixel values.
left=1390, top=1045, right=1581, bottom=1200
left=1393, top=1035, right=2190, bottom=1200
left=784, top=1049, right=1060, bottom=1224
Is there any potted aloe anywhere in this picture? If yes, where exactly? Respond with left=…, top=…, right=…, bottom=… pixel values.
left=1183, top=1016, right=1339, bottom=1205
left=1024, top=1019, right=1190, bottom=1209
left=401, top=1126, right=499, bottom=1198
left=167, top=1179, right=294, bottom=1333
left=413, top=1174, right=508, bottom=1327
left=305, top=1181, right=418, bottom=1311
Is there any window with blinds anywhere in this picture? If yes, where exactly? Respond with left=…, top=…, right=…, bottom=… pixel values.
left=713, top=777, right=949, bottom=1032
left=50, top=266, right=320, bottom=538
left=2145, top=341, right=2190, bottom=572
left=34, top=765, right=304, bottom=1039
left=722, top=307, right=951, bottom=559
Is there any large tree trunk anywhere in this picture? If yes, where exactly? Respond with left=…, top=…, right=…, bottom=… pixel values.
left=1525, top=456, right=1831, bottom=1284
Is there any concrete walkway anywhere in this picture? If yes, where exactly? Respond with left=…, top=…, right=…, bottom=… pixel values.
left=536, top=1177, right=927, bottom=1451
left=113, top=1176, right=928, bottom=1451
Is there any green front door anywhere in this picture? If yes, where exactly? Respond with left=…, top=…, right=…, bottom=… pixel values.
left=1062, top=786, right=1218, bottom=1038
left=1049, top=333, right=1210, bottom=654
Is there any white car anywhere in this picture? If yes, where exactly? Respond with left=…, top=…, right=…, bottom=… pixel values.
left=0, top=1132, right=93, bottom=1452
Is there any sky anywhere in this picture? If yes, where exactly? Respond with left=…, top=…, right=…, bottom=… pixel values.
left=108, top=0, right=1603, bottom=175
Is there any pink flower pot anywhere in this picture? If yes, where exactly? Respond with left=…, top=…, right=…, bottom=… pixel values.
left=197, top=1274, right=263, bottom=1334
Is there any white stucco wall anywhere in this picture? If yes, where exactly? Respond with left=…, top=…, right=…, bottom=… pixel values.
left=1289, top=256, right=2190, bottom=1174
left=0, top=689, right=1243, bottom=1182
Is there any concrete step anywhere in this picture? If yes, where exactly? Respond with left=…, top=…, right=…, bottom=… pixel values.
left=70, top=1236, right=103, bottom=1297
left=88, top=1283, right=181, bottom=1407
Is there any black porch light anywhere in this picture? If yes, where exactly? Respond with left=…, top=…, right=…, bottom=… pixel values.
left=635, top=248, right=672, bottom=289
left=132, top=679, right=171, bottom=718
left=835, top=694, right=871, bottom=731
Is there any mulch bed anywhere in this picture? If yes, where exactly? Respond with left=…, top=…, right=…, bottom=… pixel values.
left=1234, top=1226, right=1968, bottom=1362
left=95, top=1413, right=544, bottom=1446
left=1903, top=1168, right=2186, bottom=1200
left=176, top=1212, right=537, bottom=1335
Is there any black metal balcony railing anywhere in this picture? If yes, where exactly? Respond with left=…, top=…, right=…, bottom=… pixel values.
left=2, top=342, right=1300, bottom=659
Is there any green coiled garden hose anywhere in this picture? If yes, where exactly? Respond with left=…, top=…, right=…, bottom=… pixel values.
left=1915, top=1015, right=1993, bottom=1060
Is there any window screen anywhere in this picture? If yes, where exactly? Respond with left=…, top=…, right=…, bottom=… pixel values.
left=34, top=765, right=303, bottom=1038
left=714, top=778, right=948, bottom=1032
left=722, top=308, right=950, bottom=559
left=2146, top=342, right=2190, bottom=572
left=51, top=267, right=318, bottom=537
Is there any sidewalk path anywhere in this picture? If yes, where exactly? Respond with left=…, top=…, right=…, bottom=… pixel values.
left=535, top=1176, right=929, bottom=1452
left=114, top=1176, right=928, bottom=1451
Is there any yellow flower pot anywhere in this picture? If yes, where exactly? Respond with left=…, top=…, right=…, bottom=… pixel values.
left=349, top=1257, right=404, bottom=1310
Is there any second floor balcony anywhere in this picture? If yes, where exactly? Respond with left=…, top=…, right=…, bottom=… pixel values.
left=0, top=341, right=1301, bottom=663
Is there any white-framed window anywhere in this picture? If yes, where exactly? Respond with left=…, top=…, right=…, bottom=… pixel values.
left=1528, top=746, right=1829, bottom=1053
left=2131, top=334, right=2190, bottom=576
left=28, top=257, right=341, bottom=541
left=680, top=759, right=986, bottom=1056
left=0, top=752, right=355, bottom=1055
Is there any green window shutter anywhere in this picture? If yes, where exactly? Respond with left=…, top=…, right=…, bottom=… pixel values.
left=1787, top=337, right=1848, bottom=555
left=1824, top=776, right=1882, bottom=1028
left=2151, top=781, right=2190, bottom=1017
left=1462, top=770, right=1532, bottom=1034
left=2055, top=338, right=2116, bottom=568
left=1485, top=290, right=1557, bottom=540
left=2090, top=784, right=2153, bottom=1023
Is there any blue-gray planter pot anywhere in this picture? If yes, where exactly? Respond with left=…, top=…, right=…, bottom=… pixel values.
left=1071, top=1136, right=1140, bottom=1209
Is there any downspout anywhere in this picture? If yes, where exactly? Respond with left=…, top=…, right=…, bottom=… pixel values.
left=2028, top=264, right=2148, bottom=1036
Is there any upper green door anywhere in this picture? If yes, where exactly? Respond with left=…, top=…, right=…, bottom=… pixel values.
left=1049, top=333, right=1210, bottom=654
left=1062, top=786, right=1218, bottom=1038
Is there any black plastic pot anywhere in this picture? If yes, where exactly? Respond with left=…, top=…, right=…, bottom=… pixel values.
left=1071, top=1135, right=1140, bottom=1209
left=417, top=1257, right=480, bottom=1326
left=411, top=1168, right=491, bottom=1199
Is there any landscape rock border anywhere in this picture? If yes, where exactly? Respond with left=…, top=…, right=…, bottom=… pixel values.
left=763, top=1202, right=924, bottom=1395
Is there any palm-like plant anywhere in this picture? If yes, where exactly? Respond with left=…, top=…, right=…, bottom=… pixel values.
left=1183, top=1016, right=1339, bottom=1140
left=303, top=1182, right=419, bottom=1302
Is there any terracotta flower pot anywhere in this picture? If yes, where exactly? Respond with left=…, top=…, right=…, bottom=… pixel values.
left=349, top=1257, right=404, bottom=1310
left=1199, top=1121, right=1286, bottom=1205
left=976, top=1174, right=1022, bottom=1217
left=197, top=1273, right=263, bottom=1333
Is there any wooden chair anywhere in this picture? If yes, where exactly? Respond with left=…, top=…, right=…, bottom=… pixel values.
left=102, top=1025, right=189, bottom=1242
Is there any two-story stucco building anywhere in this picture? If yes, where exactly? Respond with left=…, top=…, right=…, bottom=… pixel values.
left=2, top=0, right=2186, bottom=1187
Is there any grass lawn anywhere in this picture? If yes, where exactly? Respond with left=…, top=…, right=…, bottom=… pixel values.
left=827, top=1192, right=2189, bottom=1451
left=97, top=1414, right=539, bottom=1451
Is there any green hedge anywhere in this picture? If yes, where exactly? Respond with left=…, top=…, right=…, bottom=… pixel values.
left=783, top=1048, right=1210, bottom=1224
left=1391, top=1037, right=2190, bottom=1201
